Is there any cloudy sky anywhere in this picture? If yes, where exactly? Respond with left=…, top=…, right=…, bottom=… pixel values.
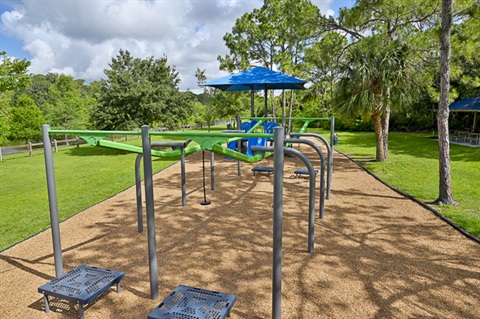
left=1, top=0, right=354, bottom=92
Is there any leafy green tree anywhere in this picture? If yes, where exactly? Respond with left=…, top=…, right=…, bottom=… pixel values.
left=44, top=75, right=90, bottom=129
left=0, top=51, right=30, bottom=93
left=18, top=73, right=97, bottom=130
left=19, top=74, right=55, bottom=109
left=313, top=0, right=443, bottom=160
left=212, top=90, right=249, bottom=120
left=304, top=32, right=348, bottom=115
left=9, top=94, right=45, bottom=143
left=0, top=92, right=14, bottom=144
left=195, top=68, right=216, bottom=131
left=94, top=49, right=192, bottom=130
left=218, top=0, right=319, bottom=117
left=332, top=37, right=416, bottom=161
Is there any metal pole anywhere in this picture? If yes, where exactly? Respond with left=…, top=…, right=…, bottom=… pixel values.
left=141, top=125, right=158, bottom=299
left=210, top=151, right=215, bottom=191
left=200, top=150, right=211, bottom=205
left=272, top=126, right=284, bottom=319
left=251, top=90, right=255, bottom=117
left=42, top=124, right=64, bottom=277
left=135, top=154, right=144, bottom=232
left=330, top=116, right=335, bottom=173
left=236, top=115, right=242, bottom=176
left=285, top=138, right=325, bottom=219
left=330, top=116, right=334, bottom=150
left=291, top=133, right=332, bottom=200
left=264, top=88, right=268, bottom=117
left=252, top=145, right=316, bottom=254
left=181, top=146, right=187, bottom=205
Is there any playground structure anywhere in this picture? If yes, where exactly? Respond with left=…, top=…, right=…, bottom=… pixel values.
left=40, top=117, right=335, bottom=319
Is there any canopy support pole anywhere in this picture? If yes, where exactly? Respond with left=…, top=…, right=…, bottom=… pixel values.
left=250, top=90, right=255, bottom=117
left=264, top=88, right=268, bottom=116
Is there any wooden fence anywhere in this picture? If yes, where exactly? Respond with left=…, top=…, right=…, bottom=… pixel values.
left=0, top=138, right=85, bottom=162
left=0, top=121, right=230, bottom=161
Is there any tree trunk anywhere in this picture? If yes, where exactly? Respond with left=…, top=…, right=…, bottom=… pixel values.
left=435, top=0, right=456, bottom=206
left=381, top=105, right=390, bottom=160
left=372, top=112, right=385, bottom=162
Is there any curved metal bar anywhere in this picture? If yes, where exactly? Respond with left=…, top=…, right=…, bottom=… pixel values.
left=284, top=138, right=325, bottom=219
left=251, top=145, right=316, bottom=254
left=290, top=132, right=332, bottom=199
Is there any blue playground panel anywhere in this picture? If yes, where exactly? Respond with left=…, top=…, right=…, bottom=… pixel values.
left=246, top=137, right=267, bottom=156
left=148, top=285, right=236, bottom=319
left=38, top=265, right=125, bottom=319
left=294, top=168, right=319, bottom=178
left=262, top=121, right=279, bottom=142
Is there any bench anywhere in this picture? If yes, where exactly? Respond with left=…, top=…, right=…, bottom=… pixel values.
left=252, top=166, right=274, bottom=176
left=148, top=285, right=236, bottom=319
left=294, top=169, right=319, bottom=178
left=38, top=265, right=125, bottom=319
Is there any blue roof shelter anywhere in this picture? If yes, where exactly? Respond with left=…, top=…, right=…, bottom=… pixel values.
left=201, top=67, right=306, bottom=125
left=449, top=97, right=480, bottom=130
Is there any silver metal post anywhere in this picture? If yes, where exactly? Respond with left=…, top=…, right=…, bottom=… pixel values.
left=272, top=126, right=284, bottom=319
left=141, top=125, right=158, bottom=299
left=42, top=124, right=64, bottom=277
left=236, top=115, right=242, bottom=176
left=285, top=138, right=325, bottom=219
left=252, top=144, right=316, bottom=254
left=291, top=133, right=332, bottom=200
left=210, top=151, right=215, bottom=191
left=135, top=154, right=143, bottom=232
left=182, top=146, right=187, bottom=205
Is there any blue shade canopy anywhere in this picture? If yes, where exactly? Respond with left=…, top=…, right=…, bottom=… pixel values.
left=449, top=97, right=480, bottom=112
left=201, top=67, right=307, bottom=91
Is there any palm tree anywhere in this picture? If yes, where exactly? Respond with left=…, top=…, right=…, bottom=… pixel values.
left=333, top=37, right=415, bottom=162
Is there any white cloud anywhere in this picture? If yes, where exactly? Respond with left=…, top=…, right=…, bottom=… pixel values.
left=1, top=0, right=351, bottom=92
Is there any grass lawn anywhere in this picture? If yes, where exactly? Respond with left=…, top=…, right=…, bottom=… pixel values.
left=327, top=130, right=480, bottom=238
left=0, top=134, right=183, bottom=251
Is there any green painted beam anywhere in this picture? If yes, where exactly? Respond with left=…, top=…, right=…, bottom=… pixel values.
left=49, top=129, right=272, bottom=139
left=211, top=144, right=268, bottom=163
left=299, top=120, right=311, bottom=133
left=247, top=119, right=264, bottom=132
left=98, top=140, right=200, bottom=157
left=50, top=129, right=141, bottom=136
left=247, top=117, right=331, bottom=121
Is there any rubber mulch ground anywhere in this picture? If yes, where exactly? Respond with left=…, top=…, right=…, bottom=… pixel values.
left=1, top=140, right=479, bottom=318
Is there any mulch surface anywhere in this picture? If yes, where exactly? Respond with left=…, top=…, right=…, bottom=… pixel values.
left=1, top=138, right=479, bottom=319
